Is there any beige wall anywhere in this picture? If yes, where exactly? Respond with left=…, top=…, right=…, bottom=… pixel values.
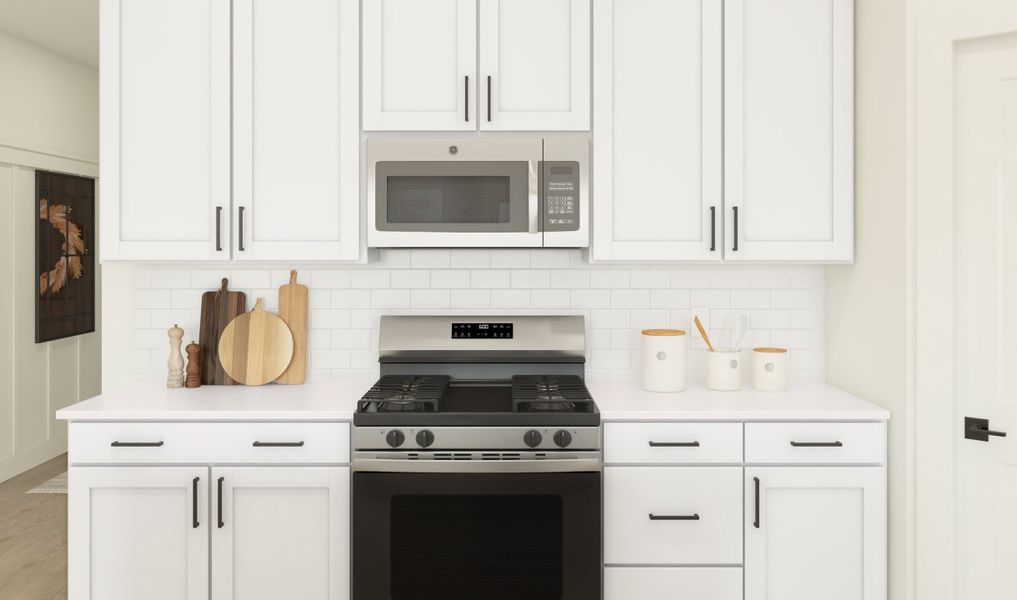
left=0, top=30, right=100, bottom=482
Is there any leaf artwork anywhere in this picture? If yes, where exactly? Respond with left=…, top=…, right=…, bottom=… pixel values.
left=39, top=198, right=88, bottom=296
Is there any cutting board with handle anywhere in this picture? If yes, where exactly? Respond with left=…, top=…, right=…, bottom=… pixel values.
left=276, top=270, right=308, bottom=384
left=218, top=298, right=294, bottom=386
left=199, top=278, right=246, bottom=385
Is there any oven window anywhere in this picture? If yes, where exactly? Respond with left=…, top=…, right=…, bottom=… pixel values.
left=386, top=175, right=511, bottom=224
left=390, top=495, right=563, bottom=600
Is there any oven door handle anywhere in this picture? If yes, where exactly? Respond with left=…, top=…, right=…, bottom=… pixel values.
left=352, top=456, right=602, bottom=474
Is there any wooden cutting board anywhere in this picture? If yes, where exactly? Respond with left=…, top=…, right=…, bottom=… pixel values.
left=218, top=299, right=294, bottom=386
left=276, top=270, right=308, bottom=384
left=199, top=278, right=246, bottom=385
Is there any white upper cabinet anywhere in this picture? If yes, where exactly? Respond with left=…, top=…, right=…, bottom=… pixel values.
left=724, top=0, right=854, bottom=261
left=362, top=0, right=477, bottom=131
left=591, top=0, right=722, bottom=261
left=232, top=0, right=360, bottom=261
left=100, top=0, right=231, bottom=261
left=479, top=0, right=590, bottom=130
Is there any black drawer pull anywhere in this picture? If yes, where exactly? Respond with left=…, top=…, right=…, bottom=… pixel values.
left=217, top=476, right=224, bottom=529
left=753, top=476, right=760, bottom=528
left=111, top=441, right=164, bottom=447
left=790, top=441, right=843, bottom=448
left=648, top=441, right=700, bottom=448
left=649, top=513, right=700, bottom=521
left=192, top=477, right=200, bottom=529
left=253, top=441, right=305, bottom=447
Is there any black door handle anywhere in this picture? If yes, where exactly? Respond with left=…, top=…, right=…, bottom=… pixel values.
left=648, top=441, right=700, bottom=447
left=252, top=441, right=305, bottom=447
left=732, top=206, right=739, bottom=252
left=217, top=476, right=225, bottom=529
left=487, top=75, right=492, bottom=122
left=965, top=417, right=1007, bottom=442
left=465, top=75, right=470, bottom=122
left=192, top=477, right=199, bottom=529
left=648, top=513, right=700, bottom=521
left=753, top=476, right=760, bottom=529
left=215, top=206, right=223, bottom=251
left=238, top=206, right=245, bottom=251
left=790, top=441, right=843, bottom=448
left=111, top=441, right=164, bottom=447
left=709, top=206, right=716, bottom=252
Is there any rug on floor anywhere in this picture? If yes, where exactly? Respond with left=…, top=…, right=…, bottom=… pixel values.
left=27, top=471, right=67, bottom=494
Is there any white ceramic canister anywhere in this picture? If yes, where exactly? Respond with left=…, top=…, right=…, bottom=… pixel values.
left=752, top=347, right=788, bottom=392
left=706, top=349, right=742, bottom=391
left=641, top=329, right=687, bottom=392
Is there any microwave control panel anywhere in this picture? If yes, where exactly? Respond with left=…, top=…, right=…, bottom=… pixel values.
left=542, top=161, right=580, bottom=232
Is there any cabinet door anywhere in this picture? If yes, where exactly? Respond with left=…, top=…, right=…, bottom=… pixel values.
left=100, top=0, right=230, bottom=261
left=478, top=0, right=590, bottom=130
left=591, top=0, right=722, bottom=261
left=68, top=467, right=209, bottom=600
left=212, top=467, right=350, bottom=600
left=363, top=0, right=476, bottom=130
left=724, top=0, right=854, bottom=261
left=745, top=467, right=887, bottom=600
left=232, top=0, right=360, bottom=261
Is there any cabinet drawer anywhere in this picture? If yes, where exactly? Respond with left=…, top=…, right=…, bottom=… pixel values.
left=604, top=423, right=742, bottom=464
left=605, top=567, right=742, bottom=600
left=745, top=422, right=885, bottom=464
left=68, top=422, right=350, bottom=464
left=604, top=467, right=743, bottom=564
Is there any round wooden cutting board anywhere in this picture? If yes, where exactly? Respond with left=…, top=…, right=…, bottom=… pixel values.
left=217, top=299, right=294, bottom=385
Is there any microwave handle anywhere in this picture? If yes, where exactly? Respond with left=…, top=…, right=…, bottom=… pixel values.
left=529, top=160, right=540, bottom=234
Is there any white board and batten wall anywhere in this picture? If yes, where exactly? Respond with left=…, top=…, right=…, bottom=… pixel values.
left=100, top=0, right=854, bottom=265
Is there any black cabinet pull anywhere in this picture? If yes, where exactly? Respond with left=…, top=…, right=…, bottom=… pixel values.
left=790, top=441, right=843, bottom=447
left=111, top=441, right=164, bottom=447
left=217, top=476, right=224, bottom=529
left=215, top=206, right=223, bottom=251
left=732, top=206, right=739, bottom=252
left=753, top=476, right=760, bottom=529
left=238, top=206, right=245, bottom=251
left=649, top=513, right=700, bottom=521
left=192, top=477, right=200, bottom=529
left=487, top=76, right=492, bottom=122
left=648, top=441, right=700, bottom=448
left=465, top=75, right=470, bottom=122
left=252, top=441, right=305, bottom=447
left=709, top=206, right=716, bottom=252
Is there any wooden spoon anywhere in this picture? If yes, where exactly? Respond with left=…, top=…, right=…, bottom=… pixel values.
left=693, top=315, right=714, bottom=352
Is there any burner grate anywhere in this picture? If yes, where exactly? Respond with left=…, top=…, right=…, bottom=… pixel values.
left=358, top=375, right=450, bottom=413
left=512, top=375, right=594, bottom=414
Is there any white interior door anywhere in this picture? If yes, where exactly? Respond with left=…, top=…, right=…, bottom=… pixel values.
left=100, top=0, right=230, bottom=261
left=68, top=467, right=209, bottom=600
left=915, top=4, right=1017, bottom=599
left=723, top=0, right=853, bottom=261
left=362, top=0, right=477, bottom=130
left=591, top=0, right=722, bottom=261
left=211, top=467, right=350, bottom=600
left=479, top=0, right=590, bottom=131
left=232, top=0, right=360, bottom=261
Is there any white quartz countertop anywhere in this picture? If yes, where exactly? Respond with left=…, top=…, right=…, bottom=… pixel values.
left=57, top=380, right=888, bottom=422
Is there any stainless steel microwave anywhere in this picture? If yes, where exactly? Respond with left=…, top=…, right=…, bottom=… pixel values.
left=367, top=138, right=589, bottom=247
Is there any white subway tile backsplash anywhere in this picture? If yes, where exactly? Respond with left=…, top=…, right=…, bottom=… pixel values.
left=130, top=250, right=825, bottom=384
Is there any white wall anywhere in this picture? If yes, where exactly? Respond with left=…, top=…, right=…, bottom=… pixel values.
left=0, top=30, right=100, bottom=482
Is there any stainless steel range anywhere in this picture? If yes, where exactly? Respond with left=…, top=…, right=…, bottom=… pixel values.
left=352, top=315, right=601, bottom=600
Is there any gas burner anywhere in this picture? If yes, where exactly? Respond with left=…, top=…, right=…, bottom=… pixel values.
left=378, top=398, right=428, bottom=413
left=525, top=399, right=578, bottom=413
left=358, top=375, right=449, bottom=415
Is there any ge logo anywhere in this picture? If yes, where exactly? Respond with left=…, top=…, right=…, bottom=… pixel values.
left=449, top=145, right=459, bottom=155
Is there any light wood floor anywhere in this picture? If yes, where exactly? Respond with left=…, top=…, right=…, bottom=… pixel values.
left=0, top=455, right=67, bottom=600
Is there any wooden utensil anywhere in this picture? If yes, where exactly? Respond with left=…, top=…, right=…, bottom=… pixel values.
left=693, top=315, right=714, bottom=352
left=217, top=299, right=294, bottom=386
left=199, top=278, right=247, bottom=385
left=276, top=270, right=308, bottom=385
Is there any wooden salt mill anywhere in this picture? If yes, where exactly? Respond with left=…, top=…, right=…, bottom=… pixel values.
left=185, top=342, right=202, bottom=388
left=167, top=324, right=185, bottom=388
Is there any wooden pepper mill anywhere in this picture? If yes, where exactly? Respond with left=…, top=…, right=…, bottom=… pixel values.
left=167, top=324, right=185, bottom=388
left=185, top=342, right=202, bottom=388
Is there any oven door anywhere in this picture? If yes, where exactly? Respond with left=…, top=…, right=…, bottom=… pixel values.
left=352, top=471, right=601, bottom=600
left=367, top=138, right=542, bottom=247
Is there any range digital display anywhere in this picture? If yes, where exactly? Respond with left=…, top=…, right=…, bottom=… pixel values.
left=451, top=322, right=514, bottom=339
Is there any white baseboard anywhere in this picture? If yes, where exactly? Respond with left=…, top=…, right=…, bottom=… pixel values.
left=0, top=435, right=68, bottom=483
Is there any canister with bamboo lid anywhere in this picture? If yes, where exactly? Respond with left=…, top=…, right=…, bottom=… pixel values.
left=641, top=329, right=687, bottom=392
left=752, top=347, right=788, bottom=392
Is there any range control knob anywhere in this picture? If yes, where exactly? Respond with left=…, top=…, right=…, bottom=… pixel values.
left=415, top=430, right=435, bottom=448
left=524, top=430, right=543, bottom=448
left=553, top=430, right=573, bottom=448
left=386, top=430, right=405, bottom=448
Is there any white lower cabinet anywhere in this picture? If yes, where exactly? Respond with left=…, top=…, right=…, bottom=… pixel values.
left=212, top=467, right=350, bottom=600
left=745, top=467, right=887, bottom=600
left=605, top=567, right=742, bottom=600
left=68, top=467, right=210, bottom=600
